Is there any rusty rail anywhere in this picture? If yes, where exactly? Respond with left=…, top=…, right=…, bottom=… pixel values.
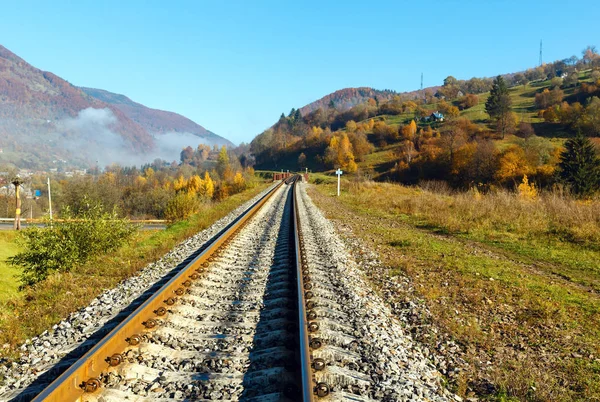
left=31, top=180, right=285, bottom=402
left=292, top=176, right=317, bottom=401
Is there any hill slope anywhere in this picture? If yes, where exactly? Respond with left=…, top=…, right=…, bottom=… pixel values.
left=0, top=44, right=230, bottom=169
left=80, top=87, right=232, bottom=147
left=299, top=86, right=441, bottom=115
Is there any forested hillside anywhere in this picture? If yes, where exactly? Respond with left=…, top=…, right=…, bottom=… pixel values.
left=250, top=45, right=600, bottom=195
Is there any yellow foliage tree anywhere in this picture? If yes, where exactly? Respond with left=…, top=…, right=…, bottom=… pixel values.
left=517, top=175, right=537, bottom=200
left=187, top=174, right=202, bottom=194
left=199, top=172, right=215, bottom=199
left=144, top=167, right=155, bottom=179
left=324, top=133, right=357, bottom=171
left=233, top=172, right=246, bottom=192
left=134, top=175, right=147, bottom=188
left=101, top=171, right=116, bottom=185
left=496, top=146, right=531, bottom=182
left=173, top=176, right=186, bottom=192
left=338, top=134, right=356, bottom=169
left=402, top=120, right=417, bottom=140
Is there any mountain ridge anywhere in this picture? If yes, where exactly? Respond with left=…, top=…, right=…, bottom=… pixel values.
left=0, top=44, right=231, bottom=169
left=79, top=87, right=231, bottom=147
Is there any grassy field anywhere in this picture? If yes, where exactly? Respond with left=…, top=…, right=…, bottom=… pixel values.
left=0, top=232, right=21, bottom=304
left=0, top=179, right=272, bottom=356
left=309, top=178, right=600, bottom=401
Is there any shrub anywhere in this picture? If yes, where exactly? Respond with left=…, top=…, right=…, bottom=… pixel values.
left=517, top=175, right=538, bottom=200
left=9, top=198, right=137, bottom=287
left=165, top=191, right=201, bottom=221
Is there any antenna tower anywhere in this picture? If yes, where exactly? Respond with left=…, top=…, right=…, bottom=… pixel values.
left=421, top=72, right=423, bottom=91
left=539, top=40, right=543, bottom=66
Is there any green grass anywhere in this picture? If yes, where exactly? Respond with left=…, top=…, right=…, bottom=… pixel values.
left=0, top=232, right=21, bottom=303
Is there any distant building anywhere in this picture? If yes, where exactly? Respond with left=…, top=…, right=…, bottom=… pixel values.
left=430, top=111, right=445, bottom=122
left=457, top=90, right=464, bottom=98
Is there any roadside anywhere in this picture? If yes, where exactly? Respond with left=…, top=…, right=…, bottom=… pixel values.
left=308, top=180, right=600, bottom=401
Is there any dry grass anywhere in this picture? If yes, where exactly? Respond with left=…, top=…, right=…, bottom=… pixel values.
left=310, top=179, right=600, bottom=401
left=348, top=181, right=600, bottom=292
left=0, top=180, right=271, bottom=357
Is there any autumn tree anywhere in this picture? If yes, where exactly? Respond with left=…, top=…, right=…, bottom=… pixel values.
left=347, top=130, right=372, bottom=161
left=373, top=121, right=397, bottom=145
left=563, top=72, right=579, bottom=88
left=582, top=96, right=600, bottom=135
left=535, top=88, right=564, bottom=109
left=216, top=146, right=229, bottom=177
left=324, top=134, right=357, bottom=172
left=199, top=172, right=215, bottom=199
left=233, top=172, right=246, bottom=193
left=399, top=140, right=417, bottom=165
left=345, top=120, right=357, bottom=132
left=180, top=146, right=194, bottom=164
left=298, top=152, right=307, bottom=167
left=187, top=174, right=202, bottom=194
left=485, top=75, right=513, bottom=138
left=173, top=175, right=186, bottom=192
left=496, top=145, right=531, bottom=183
left=558, top=133, right=600, bottom=196
left=401, top=120, right=417, bottom=140
left=458, top=94, right=479, bottom=110
left=582, top=45, right=599, bottom=67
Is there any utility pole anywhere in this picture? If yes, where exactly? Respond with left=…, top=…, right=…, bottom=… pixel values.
left=11, top=177, right=23, bottom=230
left=47, top=177, right=53, bottom=221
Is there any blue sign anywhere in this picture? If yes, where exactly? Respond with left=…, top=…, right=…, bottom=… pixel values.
left=34, top=190, right=41, bottom=197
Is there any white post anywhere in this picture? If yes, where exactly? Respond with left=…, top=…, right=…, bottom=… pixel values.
left=47, top=177, right=53, bottom=221
left=335, top=168, right=343, bottom=196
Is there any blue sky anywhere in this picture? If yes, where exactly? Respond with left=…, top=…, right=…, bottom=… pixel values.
left=1, top=0, right=598, bottom=145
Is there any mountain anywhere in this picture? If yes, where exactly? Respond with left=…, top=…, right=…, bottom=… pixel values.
left=298, top=86, right=441, bottom=115
left=80, top=87, right=231, bottom=147
left=0, top=44, right=230, bottom=170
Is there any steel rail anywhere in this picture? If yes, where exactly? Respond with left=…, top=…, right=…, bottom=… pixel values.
left=31, top=180, right=285, bottom=402
left=292, top=176, right=319, bottom=401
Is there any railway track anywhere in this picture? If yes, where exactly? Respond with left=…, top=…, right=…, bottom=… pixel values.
left=24, top=177, right=362, bottom=402
left=11, top=176, right=453, bottom=402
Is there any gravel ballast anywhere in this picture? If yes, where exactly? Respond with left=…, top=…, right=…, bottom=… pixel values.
left=296, top=182, right=457, bottom=401
left=0, top=184, right=277, bottom=402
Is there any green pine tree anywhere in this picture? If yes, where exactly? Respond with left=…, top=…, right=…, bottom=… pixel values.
left=485, top=76, right=513, bottom=138
left=558, top=133, right=600, bottom=197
